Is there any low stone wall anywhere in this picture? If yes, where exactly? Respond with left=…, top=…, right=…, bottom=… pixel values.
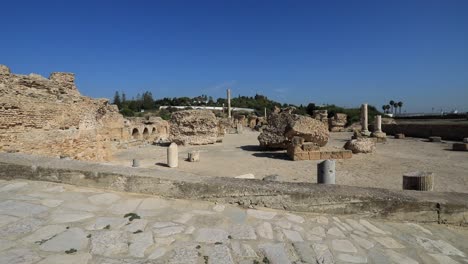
left=0, top=152, right=467, bottom=226
left=382, top=124, right=468, bottom=141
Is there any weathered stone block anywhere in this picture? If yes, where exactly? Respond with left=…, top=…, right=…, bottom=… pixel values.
left=187, top=151, right=200, bottom=162
left=429, top=136, right=442, bottom=142
left=302, top=142, right=319, bottom=151
left=0, top=65, right=11, bottom=75
left=452, top=143, right=468, bottom=151
left=403, top=171, right=434, bottom=191
left=395, top=133, right=405, bottom=139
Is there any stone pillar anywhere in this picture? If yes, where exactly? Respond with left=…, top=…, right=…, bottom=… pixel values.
left=375, top=115, right=382, bottom=133
left=361, top=103, right=369, bottom=135
left=167, top=143, right=178, bottom=168
left=317, top=160, right=336, bottom=184
left=132, top=159, right=140, bottom=167
left=264, top=108, right=267, bottom=120
left=227, top=88, right=232, bottom=119
left=403, top=171, right=434, bottom=191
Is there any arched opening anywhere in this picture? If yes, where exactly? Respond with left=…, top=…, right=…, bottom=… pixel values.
left=143, top=127, right=149, bottom=139
left=152, top=127, right=156, bottom=134
left=132, top=128, right=140, bottom=139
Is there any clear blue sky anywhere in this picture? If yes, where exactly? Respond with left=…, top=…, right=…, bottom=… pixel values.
left=2, top=0, right=467, bottom=113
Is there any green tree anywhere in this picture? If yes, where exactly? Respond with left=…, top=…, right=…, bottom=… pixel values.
left=306, top=103, right=316, bottom=116
left=113, top=91, right=122, bottom=109
left=397, top=101, right=403, bottom=114
left=389, top=100, right=395, bottom=114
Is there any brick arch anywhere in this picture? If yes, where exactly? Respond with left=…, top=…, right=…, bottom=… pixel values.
left=131, top=128, right=140, bottom=139
left=143, top=127, right=149, bottom=139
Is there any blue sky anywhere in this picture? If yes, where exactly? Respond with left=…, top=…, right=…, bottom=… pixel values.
left=2, top=0, right=467, bottom=112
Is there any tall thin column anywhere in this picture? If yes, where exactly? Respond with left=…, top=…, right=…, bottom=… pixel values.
left=264, top=108, right=267, bottom=120
left=227, top=88, right=231, bottom=118
left=361, top=103, right=369, bottom=134
left=375, top=115, right=382, bottom=133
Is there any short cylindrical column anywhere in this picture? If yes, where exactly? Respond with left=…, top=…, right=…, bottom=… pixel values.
left=403, top=171, right=434, bottom=191
left=187, top=151, right=200, bottom=162
left=236, top=123, right=243, bottom=134
left=361, top=103, right=369, bottom=133
left=375, top=115, right=382, bottom=132
left=167, top=143, right=178, bottom=168
left=227, top=88, right=232, bottom=118
left=317, top=160, right=336, bottom=184
left=132, top=159, right=140, bottom=167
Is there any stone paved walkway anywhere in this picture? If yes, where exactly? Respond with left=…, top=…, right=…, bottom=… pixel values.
left=0, top=179, right=467, bottom=264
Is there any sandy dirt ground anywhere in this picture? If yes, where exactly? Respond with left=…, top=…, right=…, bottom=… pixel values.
left=109, top=131, right=468, bottom=193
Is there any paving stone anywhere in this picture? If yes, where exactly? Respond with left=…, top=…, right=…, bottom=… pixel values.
left=247, top=209, right=277, bottom=219
left=195, top=228, right=229, bottom=243
left=191, top=209, right=215, bottom=215
left=129, top=231, right=154, bottom=257
left=256, top=222, right=274, bottom=239
left=39, top=227, right=88, bottom=252
left=37, top=253, right=92, bottom=264
left=138, top=197, right=169, bottom=210
left=0, top=214, right=18, bottom=227
left=415, top=236, right=465, bottom=257
left=0, top=217, right=44, bottom=238
left=359, top=220, right=386, bottom=234
left=332, top=239, right=358, bottom=253
left=231, top=241, right=258, bottom=258
left=353, top=230, right=368, bottom=237
left=305, top=233, right=323, bottom=241
left=87, top=217, right=129, bottom=230
left=337, top=253, right=368, bottom=263
left=428, top=253, right=460, bottom=264
left=327, top=226, right=346, bottom=237
left=168, top=244, right=199, bottom=264
left=384, top=249, right=419, bottom=264
left=293, top=242, right=317, bottom=263
left=351, top=234, right=374, bottom=250
left=317, top=216, right=329, bottom=225
left=155, top=237, right=176, bottom=245
left=184, top=226, right=196, bottom=234
left=212, top=204, right=225, bottom=212
left=313, top=243, right=335, bottom=264
left=22, top=224, right=68, bottom=243
left=174, top=213, right=193, bottom=224
left=90, top=230, right=129, bottom=256
left=51, top=210, right=94, bottom=223
left=259, top=243, right=292, bottom=264
left=286, top=213, right=305, bottom=223
left=229, top=224, right=257, bottom=240
left=148, top=247, right=168, bottom=260
left=154, top=226, right=185, bottom=237
left=0, top=200, right=49, bottom=217
left=0, top=248, right=42, bottom=264
left=345, top=219, right=369, bottom=233
left=44, top=186, right=65, bottom=193
left=406, top=223, right=433, bottom=235
left=153, top=222, right=179, bottom=228
left=205, top=244, right=235, bottom=264
left=62, top=201, right=101, bottom=212
left=124, top=219, right=148, bottom=233
left=373, top=236, right=405, bottom=249
left=0, top=239, right=14, bottom=251
left=334, top=221, right=348, bottom=232
left=310, top=226, right=326, bottom=237
left=88, top=193, right=121, bottom=205
left=108, top=199, right=142, bottom=215
left=275, top=219, right=293, bottom=229
left=282, top=229, right=304, bottom=242
left=0, top=182, right=28, bottom=192
left=41, top=199, right=63, bottom=207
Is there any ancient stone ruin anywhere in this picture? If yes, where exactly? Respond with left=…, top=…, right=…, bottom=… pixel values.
left=312, top=109, right=329, bottom=130
left=0, top=65, right=167, bottom=161
left=169, top=110, right=219, bottom=145
left=328, top=113, right=347, bottom=132
left=258, top=107, right=329, bottom=149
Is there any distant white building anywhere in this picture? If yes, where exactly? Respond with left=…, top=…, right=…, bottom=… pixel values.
left=159, top=106, right=255, bottom=113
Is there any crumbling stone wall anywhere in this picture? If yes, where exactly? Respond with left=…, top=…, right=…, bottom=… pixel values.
left=0, top=65, right=149, bottom=161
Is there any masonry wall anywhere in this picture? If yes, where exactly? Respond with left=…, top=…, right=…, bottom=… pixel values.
left=382, top=124, right=468, bottom=141
left=0, top=65, right=167, bottom=161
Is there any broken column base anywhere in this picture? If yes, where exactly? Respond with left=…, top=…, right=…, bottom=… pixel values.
left=371, top=131, right=387, bottom=143
left=287, top=144, right=352, bottom=161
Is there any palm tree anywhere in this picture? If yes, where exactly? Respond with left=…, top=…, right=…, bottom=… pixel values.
left=382, top=105, right=386, bottom=113
left=397, top=101, right=403, bottom=114
left=389, top=100, right=395, bottom=114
